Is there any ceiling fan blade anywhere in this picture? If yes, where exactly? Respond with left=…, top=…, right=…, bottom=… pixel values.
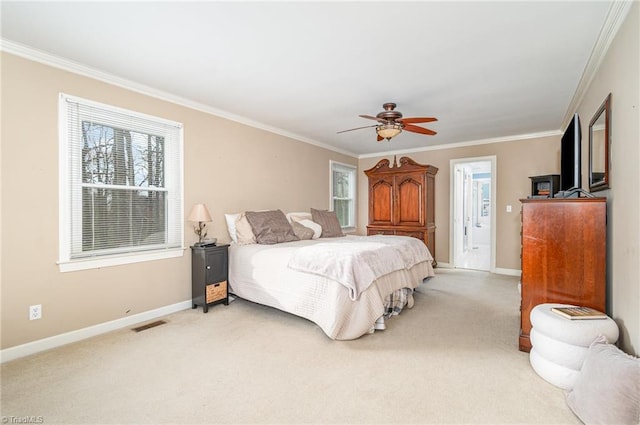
left=399, top=117, right=438, bottom=124
left=359, top=114, right=386, bottom=123
left=336, top=124, right=377, bottom=134
left=404, top=124, right=437, bottom=136
left=377, top=134, right=384, bottom=142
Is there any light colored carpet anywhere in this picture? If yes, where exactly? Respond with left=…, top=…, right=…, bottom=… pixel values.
left=1, top=269, right=580, bottom=424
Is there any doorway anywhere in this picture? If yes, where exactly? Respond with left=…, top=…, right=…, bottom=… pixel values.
left=450, top=156, right=496, bottom=272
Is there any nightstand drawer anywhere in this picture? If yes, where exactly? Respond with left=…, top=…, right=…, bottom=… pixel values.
left=206, top=280, right=227, bottom=303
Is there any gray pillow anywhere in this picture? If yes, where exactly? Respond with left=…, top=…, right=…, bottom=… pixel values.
left=310, top=208, right=345, bottom=238
left=245, top=210, right=299, bottom=245
left=291, top=221, right=314, bottom=240
left=565, top=335, right=640, bottom=425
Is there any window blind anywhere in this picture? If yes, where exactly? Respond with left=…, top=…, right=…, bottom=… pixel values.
left=330, top=161, right=356, bottom=228
left=59, top=94, right=183, bottom=267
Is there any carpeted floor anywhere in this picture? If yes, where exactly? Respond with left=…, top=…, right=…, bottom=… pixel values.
left=1, top=269, right=580, bottom=424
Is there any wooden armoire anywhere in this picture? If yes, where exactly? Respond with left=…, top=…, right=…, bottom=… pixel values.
left=365, top=156, right=438, bottom=263
left=519, top=198, right=607, bottom=352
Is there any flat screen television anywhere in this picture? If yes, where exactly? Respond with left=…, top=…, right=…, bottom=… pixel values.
left=560, top=113, right=581, bottom=193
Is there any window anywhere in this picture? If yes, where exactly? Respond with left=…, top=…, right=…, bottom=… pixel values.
left=330, top=161, right=356, bottom=230
left=59, top=94, right=184, bottom=272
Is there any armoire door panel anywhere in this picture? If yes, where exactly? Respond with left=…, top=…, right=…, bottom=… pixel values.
left=370, top=178, right=394, bottom=225
left=396, top=175, right=425, bottom=226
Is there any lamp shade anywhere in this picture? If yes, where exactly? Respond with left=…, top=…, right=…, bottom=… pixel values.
left=376, top=123, right=402, bottom=139
left=187, top=204, right=212, bottom=222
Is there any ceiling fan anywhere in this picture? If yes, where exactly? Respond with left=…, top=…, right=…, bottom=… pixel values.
left=337, top=102, right=437, bottom=141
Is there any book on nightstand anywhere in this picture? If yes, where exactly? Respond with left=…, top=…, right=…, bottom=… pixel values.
left=551, top=306, right=607, bottom=320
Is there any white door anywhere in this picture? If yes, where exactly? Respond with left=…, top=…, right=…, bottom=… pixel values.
left=450, top=157, right=495, bottom=271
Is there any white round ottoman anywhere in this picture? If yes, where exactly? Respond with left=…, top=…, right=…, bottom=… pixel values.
left=529, top=303, right=619, bottom=390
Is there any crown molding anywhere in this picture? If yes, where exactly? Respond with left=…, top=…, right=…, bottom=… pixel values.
left=0, top=39, right=358, bottom=158
left=562, top=0, right=634, bottom=128
left=358, top=130, right=561, bottom=159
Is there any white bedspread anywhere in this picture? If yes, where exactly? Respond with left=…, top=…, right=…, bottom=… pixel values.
left=228, top=235, right=434, bottom=340
left=287, top=235, right=431, bottom=300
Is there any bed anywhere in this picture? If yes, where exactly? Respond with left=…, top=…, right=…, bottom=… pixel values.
left=226, top=210, right=434, bottom=340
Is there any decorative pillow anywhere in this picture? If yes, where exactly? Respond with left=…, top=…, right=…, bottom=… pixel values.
left=310, top=208, right=345, bottom=238
left=245, top=210, right=299, bottom=245
left=286, top=212, right=313, bottom=223
left=565, top=335, right=640, bottom=425
left=298, top=219, right=322, bottom=239
left=291, top=221, right=314, bottom=240
left=224, top=213, right=241, bottom=243
left=234, top=213, right=256, bottom=245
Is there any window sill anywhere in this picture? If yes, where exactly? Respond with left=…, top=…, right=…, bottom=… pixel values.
left=58, top=247, right=184, bottom=272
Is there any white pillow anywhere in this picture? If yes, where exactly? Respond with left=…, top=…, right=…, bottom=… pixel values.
left=298, top=219, right=322, bottom=239
left=286, top=212, right=313, bottom=223
left=565, top=335, right=640, bottom=425
left=224, top=213, right=241, bottom=243
left=234, top=213, right=256, bottom=245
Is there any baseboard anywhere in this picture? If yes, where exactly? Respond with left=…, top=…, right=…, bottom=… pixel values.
left=0, top=300, right=192, bottom=363
left=495, top=268, right=522, bottom=277
left=435, top=263, right=521, bottom=277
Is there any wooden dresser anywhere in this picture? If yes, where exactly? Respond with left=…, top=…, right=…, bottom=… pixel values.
left=519, top=198, right=606, bottom=352
left=365, top=156, right=438, bottom=263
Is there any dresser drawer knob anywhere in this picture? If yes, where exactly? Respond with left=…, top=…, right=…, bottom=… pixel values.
left=206, top=266, right=211, bottom=270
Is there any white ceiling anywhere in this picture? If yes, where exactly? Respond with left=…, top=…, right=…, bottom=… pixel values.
left=1, top=1, right=617, bottom=157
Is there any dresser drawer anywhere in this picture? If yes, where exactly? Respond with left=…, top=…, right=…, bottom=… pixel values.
left=395, top=230, right=426, bottom=241
left=368, top=229, right=394, bottom=236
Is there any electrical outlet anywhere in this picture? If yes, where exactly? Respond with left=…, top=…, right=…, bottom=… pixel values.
left=506, top=205, right=512, bottom=213
left=29, top=304, right=42, bottom=320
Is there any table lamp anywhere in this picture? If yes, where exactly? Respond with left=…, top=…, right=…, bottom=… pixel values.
left=187, top=203, right=212, bottom=246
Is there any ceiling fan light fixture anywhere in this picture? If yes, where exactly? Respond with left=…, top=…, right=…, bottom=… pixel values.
left=376, top=123, right=402, bottom=140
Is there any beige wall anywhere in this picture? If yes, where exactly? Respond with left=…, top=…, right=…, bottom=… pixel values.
left=575, top=2, right=639, bottom=354
left=358, top=135, right=559, bottom=271
left=0, top=53, right=356, bottom=349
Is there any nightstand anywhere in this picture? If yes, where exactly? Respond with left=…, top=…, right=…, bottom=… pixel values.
left=191, top=244, right=230, bottom=313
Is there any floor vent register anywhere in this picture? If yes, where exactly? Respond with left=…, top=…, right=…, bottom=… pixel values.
left=131, top=320, right=167, bottom=332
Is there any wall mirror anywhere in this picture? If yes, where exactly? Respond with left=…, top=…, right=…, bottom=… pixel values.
left=589, top=93, right=611, bottom=192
